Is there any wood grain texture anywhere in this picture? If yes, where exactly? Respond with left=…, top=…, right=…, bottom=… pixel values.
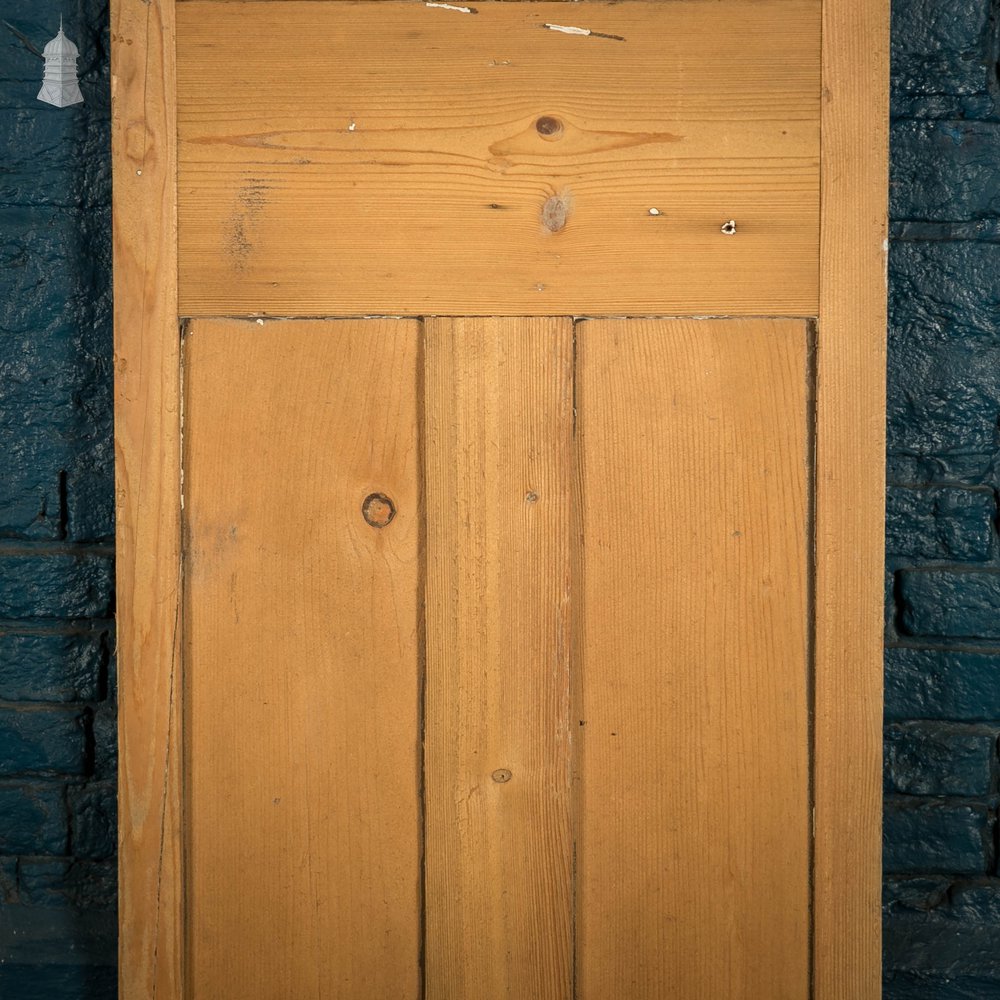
left=423, top=318, right=574, bottom=1000
left=575, top=318, right=811, bottom=1000
left=813, top=0, right=889, bottom=996
left=175, top=0, right=820, bottom=316
left=111, top=1, right=184, bottom=996
left=183, top=319, right=422, bottom=999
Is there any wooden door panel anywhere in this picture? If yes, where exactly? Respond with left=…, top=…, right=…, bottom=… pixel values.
left=183, top=319, right=422, bottom=999
left=575, top=318, right=812, bottom=999
left=114, top=0, right=887, bottom=993
left=423, top=318, right=575, bottom=999
left=175, top=0, right=820, bottom=316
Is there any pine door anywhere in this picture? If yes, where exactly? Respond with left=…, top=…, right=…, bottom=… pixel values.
left=111, top=1, right=888, bottom=997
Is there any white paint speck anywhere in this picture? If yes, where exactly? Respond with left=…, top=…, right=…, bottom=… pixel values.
left=426, top=2, right=475, bottom=12
left=648, top=208, right=661, bottom=216
left=882, top=238, right=889, bottom=252
left=256, top=318, right=265, bottom=325
left=347, top=120, right=357, bottom=132
left=543, top=23, right=593, bottom=35
left=136, top=169, right=142, bottom=176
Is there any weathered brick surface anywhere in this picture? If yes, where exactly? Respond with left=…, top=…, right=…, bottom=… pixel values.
left=886, top=486, right=995, bottom=561
left=0, top=709, right=87, bottom=777
left=899, top=570, right=1000, bottom=638
left=885, top=723, right=996, bottom=796
left=884, top=799, right=993, bottom=875
left=0, top=632, right=105, bottom=703
left=886, top=647, right=1000, bottom=721
left=892, top=121, right=1000, bottom=220
left=885, top=0, right=1000, bottom=992
left=0, top=856, right=17, bottom=903
left=888, top=242, right=1000, bottom=457
left=67, top=782, right=116, bottom=861
left=18, top=859, right=116, bottom=910
left=0, top=783, right=68, bottom=855
left=891, top=0, right=997, bottom=115
left=0, top=0, right=116, bottom=992
left=0, top=553, right=113, bottom=620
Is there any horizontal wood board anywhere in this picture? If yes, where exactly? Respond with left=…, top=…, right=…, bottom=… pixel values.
left=175, top=0, right=820, bottom=316
left=183, top=319, right=422, bottom=999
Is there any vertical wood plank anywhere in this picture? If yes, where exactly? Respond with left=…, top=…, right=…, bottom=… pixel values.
left=424, top=317, right=574, bottom=1000
left=183, top=319, right=422, bottom=999
left=575, top=317, right=812, bottom=1000
left=814, top=0, right=889, bottom=995
left=111, top=1, right=183, bottom=997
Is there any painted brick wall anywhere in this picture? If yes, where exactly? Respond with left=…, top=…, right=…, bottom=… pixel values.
left=885, top=0, right=1000, bottom=996
left=0, top=2, right=117, bottom=997
left=2, top=0, right=1000, bottom=998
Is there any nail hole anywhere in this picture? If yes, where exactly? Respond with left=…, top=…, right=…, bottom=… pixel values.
left=721, top=219, right=737, bottom=235
left=362, top=492, right=396, bottom=528
left=525, top=491, right=539, bottom=503
left=492, top=768, right=513, bottom=783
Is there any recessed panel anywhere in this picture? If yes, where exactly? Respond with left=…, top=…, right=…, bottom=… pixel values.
left=176, top=0, right=820, bottom=316
left=183, top=319, right=422, bottom=999
left=575, top=318, right=812, bottom=998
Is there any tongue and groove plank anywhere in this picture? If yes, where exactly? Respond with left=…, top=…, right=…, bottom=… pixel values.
left=174, top=0, right=820, bottom=317
left=423, top=318, right=575, bottom=1000
left=182, top=319, right=422, bottom=999
left=575, top=318, right=812, bottom=999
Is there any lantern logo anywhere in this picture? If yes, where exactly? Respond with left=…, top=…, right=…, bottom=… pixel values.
left=38, top=18, right=84, bottom=108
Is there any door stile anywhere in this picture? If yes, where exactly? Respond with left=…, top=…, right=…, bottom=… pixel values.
left=813, top=0, right=889, bottom=996
left=112, top=0, right=184, bottom=996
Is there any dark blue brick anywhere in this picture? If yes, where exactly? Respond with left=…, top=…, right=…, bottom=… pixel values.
left=0, top=0, right=116, bottom=988
left=0, top=708, right=87, bottom=777
left=885, top=877, right=1000, bottom=985
left=885, top=723, right=995, bottom=796
left=65, top=461, right=114, bottom=543
left=0, top=457, right=62, bottom=540
left=886, top=647, right=1000, bottom=720
left=890, top=0, right=997, bottom=112
left=890, top=242, right=1000, bottom=347
left=0, top=903, right=116, bottom=1000
left=884, top=973, right=1000, bottom=999
left=884, top=799, right=991, bottom=874
left=887, top=452, right=997, bottom=486
left=18, top=858, right=115, bottom=910
left=0, top=855, right=16, bottom=903
left=0, top=964, right=117, bottom=1000
left=886, top=486, right=994, bottom=561
left=888, top=242, right=1000, bottom=456
left=892, top=121, right=1000, bottom=221
left=91, top=703, right=115, bottom=781
left=900, top=569, right=1000, bottom=638
left=0, top=553, right=112, bottom=619
left=68, top=782, right=115, bottom=861
left=0, top=782, right=66, bottom=855
left=0, top=106, right=110, bottom=210
left=0, top=206, right=83, bottom=335
left=0, top=631, right=104, bottom=702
